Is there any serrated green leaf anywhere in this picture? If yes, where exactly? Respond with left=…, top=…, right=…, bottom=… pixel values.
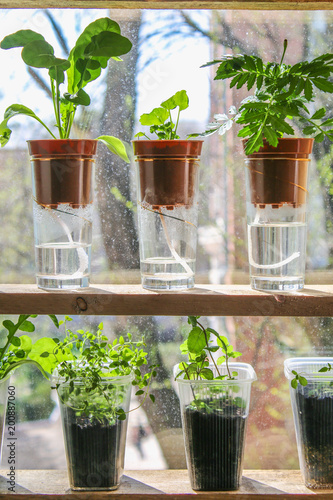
left=311, top=107, right=326, bottom=120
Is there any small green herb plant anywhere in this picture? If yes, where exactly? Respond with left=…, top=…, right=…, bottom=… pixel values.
left=0, top=314, right=59, bottom=381
left=135, top=90, right=190, bottom=140
left=175, top=316, right=244, bottom=413
left=0, top=17, right=132, bottom=162
left=176, top=315, right=242, bottom=381
left=200, top=40, right=333, bottom=155
left=30, top=316, right=157, bottom=423
left=291, top=362, right=333, bottom=389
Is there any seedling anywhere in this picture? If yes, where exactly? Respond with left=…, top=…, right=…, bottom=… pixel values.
left=176, top=315, right=242, bottom=382
left=198, top=39, right=333, bottom=154
left=291, top=362, right=333, bottom=389
left=0, top=17, right=132, bottom=162
left=135, top=90, right=190, bottom=140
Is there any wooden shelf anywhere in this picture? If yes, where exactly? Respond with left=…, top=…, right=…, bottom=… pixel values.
left=1, top=284, right=333, bottom=316
left=0, top=0, right=332, bottom=9
left=1, top=469, right=331, bottom=498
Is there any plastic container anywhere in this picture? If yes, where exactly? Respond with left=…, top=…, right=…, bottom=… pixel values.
left=284, top=357, right=333, bottom=489
left=175, top=363, right=257, bottom=491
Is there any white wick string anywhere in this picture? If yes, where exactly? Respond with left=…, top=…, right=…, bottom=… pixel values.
left=248, top=228, right=300, bottom=269
left=159, top=211, right=194, bottom=277
left=46, top=206, right=89, bottom=278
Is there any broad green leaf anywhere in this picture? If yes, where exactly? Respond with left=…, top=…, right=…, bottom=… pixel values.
left=2, top=320, right=14, bottom=333
left=10, top=336, right=21, bottom=347
left=161, top=90, right=189, bottom=112
left=97, top=135, right=129, bottom=163
left=18, top=320, right=35, bottom=333
left=299, top=376, right=308, bottom=386
left=22, top=40, right=57, bottom=69
left=0, top=104, right=56, bottom=145
left=49, top=61, right=71, bottom=85
left=67, top=17, right=126, bottom=94
left=84, top=31, right=132, bottom=58
left=187, top=327, right=206, bottom=354
left=63, top=89, right=91, bottom=106
left=29, top=338, right=73, bottom=374
left=139, top=107, right=169, bottom=127
left=291, top=378, right=298, bottom=389
left=0, top=29, right=45, bottom=49
left=199, top=368, right=214, bottom=380
left=15, top=335, right=32, bottom=354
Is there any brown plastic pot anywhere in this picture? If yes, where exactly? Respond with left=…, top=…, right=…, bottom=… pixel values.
left=244, top=138, right=314, bottom=207
left=28, top=139, right=97, bottom=208
left=133, top=140, right=203, bottom=209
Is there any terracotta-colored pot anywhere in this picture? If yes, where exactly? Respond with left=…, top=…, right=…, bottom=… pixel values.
left=244, top=138, right=314, bottom=207
left=28, top=139, right=97, bottom=208
left=133, top=140, right=203, bottom=209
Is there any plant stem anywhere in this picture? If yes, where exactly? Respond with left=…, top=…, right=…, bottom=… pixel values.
left=197, top=320, right=221, bottom=377
left=0, top=315, right=30, bottom=363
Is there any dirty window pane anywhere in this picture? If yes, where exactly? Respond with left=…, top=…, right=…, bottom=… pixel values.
left=0, top=8, right=332, bottom=477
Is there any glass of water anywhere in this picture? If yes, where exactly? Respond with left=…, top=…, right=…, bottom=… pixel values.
left=29, top=139, right=96, bottom=290
left=134, top=140, right=202, bottom=291
left=244, top=138, right=313, bottom=292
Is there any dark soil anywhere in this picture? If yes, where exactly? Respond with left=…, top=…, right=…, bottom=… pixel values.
left=183, top=404, right=247, bottom=491
left=62, top=409, right=127, bottom=490
left=296, top=386, right=333, bottom=488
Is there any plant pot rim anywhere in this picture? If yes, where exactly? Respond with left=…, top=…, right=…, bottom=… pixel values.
left=27, top=139, right=98, bottom=144
left=243, top=137, right=314, bottom=157
left=284, top=357, right=333, bottom=380
left=132, top=139, right=204, bottom=143
left=52, top=369, right=134, bottom=385
left=174, top=362, right=257, bottom=385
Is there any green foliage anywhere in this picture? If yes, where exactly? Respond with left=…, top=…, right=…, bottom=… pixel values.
left=291, top=363, right=333, bottom=389
left=176, top=316, right=242, bottom=381
left=135, top=90, right=189, bottom=140
left=202, top=39, right=333, bottom=154
left=38, top=317, right=158, bottom=423
left=0, top=315, right=59, bottom=380
left=0, top=18, right=132, bottom=162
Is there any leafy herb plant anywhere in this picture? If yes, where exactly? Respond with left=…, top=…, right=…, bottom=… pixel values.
left=0, top=17, right=132, bottom=161
left=31, top=316, right=157, bottom=422
left=0, top=314, right=59, bottom=381
left=135, top=90, right=190, bottom=140
left=200, top=40, right=333, bottom=154
left=176, top=315, right=242, bottom=382
left=291, top=362, right=333, bottom=389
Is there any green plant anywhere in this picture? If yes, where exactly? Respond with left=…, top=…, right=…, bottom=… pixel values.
left=0, top=314, right=59, bottom=381
left=291, top=362, right=333, bottom=389
left=0, top=17, right=132, bottom=162
left=30, top=316, right=157, bottom=422
left=134, top=90, right=190, bottom=140
left=200, top=39, right=333, bottom=154
left=176, top=315, right=242, bottom=381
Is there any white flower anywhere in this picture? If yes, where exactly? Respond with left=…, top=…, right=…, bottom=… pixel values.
left=229, top=106, right=237, bottom=115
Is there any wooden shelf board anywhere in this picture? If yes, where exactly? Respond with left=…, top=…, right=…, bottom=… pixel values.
left=0, top=284, right=333, bottom=316
left=0, top=469, right=331, bottom=497
left=0, top=0, right=332, bottom=9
